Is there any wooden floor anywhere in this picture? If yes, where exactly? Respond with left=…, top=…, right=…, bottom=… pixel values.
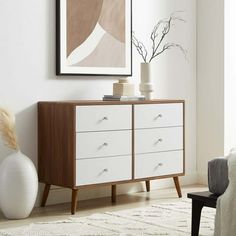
left=0, top=185, right=207, bottom=229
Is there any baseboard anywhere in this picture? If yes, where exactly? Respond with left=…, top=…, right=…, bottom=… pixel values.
left=35, top=172, right=198, bottom=207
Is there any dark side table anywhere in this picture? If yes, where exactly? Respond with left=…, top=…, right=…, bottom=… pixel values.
left=187, top=191, right=219, bottom=236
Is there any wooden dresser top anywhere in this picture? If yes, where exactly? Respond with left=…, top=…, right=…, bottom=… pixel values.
left=38, top=99, right=185, bottom=106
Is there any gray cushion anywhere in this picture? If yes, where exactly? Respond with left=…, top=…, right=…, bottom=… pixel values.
left=208, top=157, right=229, bottom=195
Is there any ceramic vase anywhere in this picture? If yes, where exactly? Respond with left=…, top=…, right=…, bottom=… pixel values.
left=139, top=62, right=154, bottom=99
left=0, top=151, right=38, bottom=219
left=113, top=78, right=135, bottom=96
left=0, top=137, right=13, bottom=165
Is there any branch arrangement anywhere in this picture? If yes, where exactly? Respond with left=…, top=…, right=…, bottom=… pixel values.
left=132, top=12, right=187, bottom=63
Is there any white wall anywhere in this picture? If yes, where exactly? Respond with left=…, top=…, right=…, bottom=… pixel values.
left=197, top=0, right=224, bottom=184
left=0, top=0, right=196, bottom=206
left=224, top=0, right=236, bottom=154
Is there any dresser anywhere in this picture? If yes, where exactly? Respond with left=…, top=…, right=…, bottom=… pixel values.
left=38, top=100, right=185, bottom=214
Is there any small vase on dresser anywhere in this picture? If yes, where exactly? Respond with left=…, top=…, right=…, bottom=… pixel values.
left=140, top=63, right=154, bottom=99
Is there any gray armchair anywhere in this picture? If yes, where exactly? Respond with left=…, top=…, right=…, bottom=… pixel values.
left=208, top=157, right=229, bottom=195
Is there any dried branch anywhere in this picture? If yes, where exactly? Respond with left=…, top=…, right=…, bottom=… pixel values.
left=149, top=12, right=186, bottom=62
left=170, top=11, right=186, bottom=23
left=151, top=43, right=188, bottom=61
left=132, top=32, right=148, bottom=62
left=132, top=11, right=187, bottom=63
left=0, top=107, right=19, bottom=151
left=149, top=18, right=171, bottom=62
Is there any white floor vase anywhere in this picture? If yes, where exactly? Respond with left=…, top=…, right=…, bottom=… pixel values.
left=0, top=151, right=38, bottom=219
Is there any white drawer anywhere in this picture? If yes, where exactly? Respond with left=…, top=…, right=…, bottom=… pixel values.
left=135, top=127, right=183, bottom=154
left=76, top=130, right=131, bottom=159
left=76, top=105, right=132, bottom=132
left=135, top=103, right=183, bottom=129
left=135, top=151, right=183, bottom=179
left=76, top=156, right=132, bottom=186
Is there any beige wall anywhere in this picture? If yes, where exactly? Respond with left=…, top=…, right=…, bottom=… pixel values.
left=197, top=0, right=224, bottom=184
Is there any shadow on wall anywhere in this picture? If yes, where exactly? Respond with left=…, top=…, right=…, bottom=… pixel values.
left=15, top=104, right=38, bottom=169
left=46, top=0, right=56, bottom=81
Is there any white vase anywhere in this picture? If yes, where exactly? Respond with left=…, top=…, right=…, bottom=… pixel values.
left=139, top=62, right=154, bottom=100
left=0, top=137, right=14, bottom=165
left=0, top=151, right=38, bottom=219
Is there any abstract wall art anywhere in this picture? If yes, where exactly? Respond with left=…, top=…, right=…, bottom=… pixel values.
left=56, top=0, right=132, bottom=76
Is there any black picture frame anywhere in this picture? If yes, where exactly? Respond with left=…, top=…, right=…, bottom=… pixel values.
left=56, top=0, right=132, bottom=76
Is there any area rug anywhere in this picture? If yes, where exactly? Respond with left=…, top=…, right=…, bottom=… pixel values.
left=0, top=199, right=215, bottom=236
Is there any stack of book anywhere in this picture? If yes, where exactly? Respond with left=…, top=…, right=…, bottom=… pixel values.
left=103, top=95, right=145, bottom=101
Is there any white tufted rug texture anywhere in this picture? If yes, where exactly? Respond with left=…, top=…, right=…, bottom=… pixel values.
left=0, top=199, right=215, bottom=236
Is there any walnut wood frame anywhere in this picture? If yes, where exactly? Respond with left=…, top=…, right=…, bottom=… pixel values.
left=38, top=100, right=185, bottom=214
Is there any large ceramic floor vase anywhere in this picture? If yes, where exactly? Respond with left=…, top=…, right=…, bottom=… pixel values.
left=139, top=63, right=154, bottom=100
left=0, top=151, right=38, bottom=219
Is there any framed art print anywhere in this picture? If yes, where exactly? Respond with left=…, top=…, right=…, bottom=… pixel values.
left=56, top=0, right=132, bottom=76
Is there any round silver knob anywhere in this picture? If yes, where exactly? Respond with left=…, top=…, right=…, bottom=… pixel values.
left=154, top=114, right=162, bottom=120
left=103, top=168, right=108, bottom=172
left=154, top=163, right=163, bottom=170
left=103, top=117, right=108, bottom=121
left=154, top=138, right=163, bottom=145
left=103, top=143, right=108, bottom=146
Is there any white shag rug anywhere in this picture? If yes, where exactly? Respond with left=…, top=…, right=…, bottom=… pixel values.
left=0, top=200, right=215, bottom=236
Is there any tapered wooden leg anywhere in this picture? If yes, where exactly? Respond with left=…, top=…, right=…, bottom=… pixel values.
left=173, top=177, right=182, bottom=198
left=41, top=184, right=51, bottom=207
left=112, top=185, right=116, bottom=203
left=145, top=180, right=150, bottom=192
left=71, top=189, right=78, bottom=215
left=191, top=199, right=204, bottom=236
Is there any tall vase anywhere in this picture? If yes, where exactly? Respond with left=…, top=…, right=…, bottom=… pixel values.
left=0, top=151, right=38, bottom=219
left=0, top=137, right=14, bottom=165
left=139, top=62, right=154, bottom=100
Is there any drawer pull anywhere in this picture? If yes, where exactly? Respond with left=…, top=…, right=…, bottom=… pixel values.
left=154, top=138, right=163, bottom=145
left=98, top=142, right=108, bottom=150
left=98, top=116, right=109, bottom=124
left=154, top=163, right=163, bottom=171
left=154, top=114, right=163, bottom=120
left=98, top=168, right=109, bottom=176
left=102, top=116, right=108, bottom=121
